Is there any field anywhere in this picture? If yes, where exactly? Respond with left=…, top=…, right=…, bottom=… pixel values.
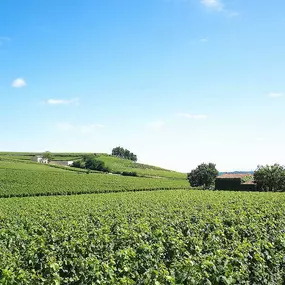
left=1, top=190, right=285, bottom=284
left=0, top=152, right=186, bottom=179
left=1, top=153, right=285, bottom=284
left=0, top=159, right=188, bottom=198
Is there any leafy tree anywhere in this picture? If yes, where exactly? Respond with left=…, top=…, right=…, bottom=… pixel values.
left=72, top=155, right=109, bottom=172
left=187, top=163, right=218, bottom=189
left=130, top=153, right=137, bottom=162
left=42, top=151, right=53, bottom=163
left=72, top=160, right=85, bottom=168
left=111, top=146, right=137, bottom=162
left=85, top=158, right=109, bottom=172
left=254, top=164, right=285, bottom=192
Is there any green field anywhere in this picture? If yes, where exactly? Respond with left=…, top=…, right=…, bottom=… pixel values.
left=1, top=153, right=285, bottom=284
left=0, top=158, right=189, bottom=197
left=0, top=152, right=186, bottom=179
left=1, top=190, right=285, bottom=284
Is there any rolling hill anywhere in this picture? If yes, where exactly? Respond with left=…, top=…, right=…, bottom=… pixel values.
left=0, top=152, right=188, bottom=198
left=0, top=152, right=186, bottom=179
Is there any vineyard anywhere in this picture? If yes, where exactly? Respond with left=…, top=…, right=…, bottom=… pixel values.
left=0, top=160, right=189, bottom=198
left=1, top=154, right=285, bottom=284
left=0, top=152, right=186, bottom=179
left=1, top=190, right=285, bottom=284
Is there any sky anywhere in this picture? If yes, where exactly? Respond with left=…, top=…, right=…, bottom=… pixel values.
left=1, top=0, right=285, bottom=172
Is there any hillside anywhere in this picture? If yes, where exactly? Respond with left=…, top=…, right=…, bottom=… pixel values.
left=0, top=155, right=189, bottom=198
left=0, top=152, right=186, bottom=179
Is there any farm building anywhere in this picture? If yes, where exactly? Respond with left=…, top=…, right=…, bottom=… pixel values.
left=215, top=173, right=257, bottom=191
left=50, top=160, right=74, bottom=167
left=32, top=155, right=48, bottom=164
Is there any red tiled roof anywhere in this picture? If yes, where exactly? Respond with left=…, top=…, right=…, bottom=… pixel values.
left=242, top=180, right=256, bottom=185
left=217, top=173, right=253, bottom=179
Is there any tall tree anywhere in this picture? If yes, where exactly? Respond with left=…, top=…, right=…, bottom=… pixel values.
left=111, top=146, right=137, bottom=162
left=187, top=163, right=218, bottom=189
left=254, top=164, right=285, bottom=192
left=42, top=151, right=53, bottom=163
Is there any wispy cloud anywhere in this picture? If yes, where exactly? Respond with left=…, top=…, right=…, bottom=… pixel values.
left=0, top=36, right=10, bottom=46
left=148, top=120, right=165, bottom=129
left=201, top=0, right=239, bottom=17
left=178, top=113, right=208, bottom=120
left=201, top=0, right=223, bottom=10
left=199, top=37, right=208, bottom=43
left=11, top=78, right=26, bottom=88
left=268, top=92, right=283, bottom=98
left=46, top=98, right=79, bottom=105
left=57, top=122, right=105, bottom=134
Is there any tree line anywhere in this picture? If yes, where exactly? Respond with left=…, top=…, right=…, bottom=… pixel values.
left=111, top=147, right=137, bottom=162
left=187, top=162, right=285, bottom=192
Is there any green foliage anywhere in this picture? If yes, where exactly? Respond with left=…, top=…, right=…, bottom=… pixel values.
left=187, top=163, right=219, bottom=189
left=72, top=160, right=85, bottom=169
left=42, top=151, right=53, bottom=162
left=84, top=156, right=109, bottom=172
left=0, top=190, right=285, bottom=284
left=97, top=155, right=186, bottom=180
left=112, top=146, right=137, bottom=162
left=254, top=164, right=285, bottom=192
left=241, top=174, right=253, bottom=183
left=72, top=155, right=109, bottom=172
left=0, top=152, right=186, bottom=180
left=0, top=161, right=189, bottom=198
left=86, top=158, right=109, bottom=172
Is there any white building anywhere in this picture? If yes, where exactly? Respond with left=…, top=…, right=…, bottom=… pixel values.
left=32, top=155, right=49, bottom=164
left=50, top=160, right=74, bottom=167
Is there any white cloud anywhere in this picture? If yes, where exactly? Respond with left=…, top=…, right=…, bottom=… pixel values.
left=56, top=122, right=105, bottom=134
left=148, top=120, right=165, bottom=129
left=201, top=0, right=223, bottom=10
left=12, top=78, right=26, bottom=88
left=199, top=37, right=208, bottom=43
left=201, top=0, right=239, bottom=17
left=46, top=98, right=79, bottom=105
left=178, top=113, right=208, bottom=120
left=268, top=92, right=283, bottom=98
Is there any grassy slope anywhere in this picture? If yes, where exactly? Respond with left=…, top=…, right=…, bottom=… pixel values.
left=0, top=158, right=189, bottom=197
left=96, top=154, right=185, bottom=179
left=0, top=152, right=186, bottom=179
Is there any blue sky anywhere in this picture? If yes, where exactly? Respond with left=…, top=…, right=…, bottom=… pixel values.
left=1, top=0, right=285, bottom=172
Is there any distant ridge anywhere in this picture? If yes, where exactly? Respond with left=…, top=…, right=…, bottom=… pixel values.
left=219, top=171, right=254, bottom=175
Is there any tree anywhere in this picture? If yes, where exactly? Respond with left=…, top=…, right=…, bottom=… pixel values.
left=187, top=163, right=218, bottom=189
left=111, top=146, right=137, bottom=162
left=85, top=158, right=109, bottom=172
left=72, top=155, right=109, bottom=172
left=112, top=147, right=124, bottom=157
left=72, top=160, right=85, bottom=168
left=254, top=164, right=285, bottom=192
left=42, top=151, right=53, bottom=163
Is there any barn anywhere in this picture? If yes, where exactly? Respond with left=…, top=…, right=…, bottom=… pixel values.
left=215, top=173, right=257, bottom=191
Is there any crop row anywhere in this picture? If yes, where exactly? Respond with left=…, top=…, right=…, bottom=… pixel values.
left=0, top=190, right=285, bottom=284
left=0, top=153, right=186, bottom=180
left=0, top=168, right=189, bottom=197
